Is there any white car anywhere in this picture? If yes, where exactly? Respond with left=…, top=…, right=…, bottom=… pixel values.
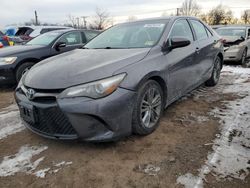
left=14, top=26, right=72, bottom=44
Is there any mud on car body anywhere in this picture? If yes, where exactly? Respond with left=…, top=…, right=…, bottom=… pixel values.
left=15, top=16, right=224, bottom=142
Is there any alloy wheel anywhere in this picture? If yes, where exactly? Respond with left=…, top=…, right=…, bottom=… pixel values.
left=140, top=87, right=162, bottom=128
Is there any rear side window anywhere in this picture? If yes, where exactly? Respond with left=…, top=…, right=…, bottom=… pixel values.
left=206, top=28, right=213, bottom=38
left=190, top=20, right=208, bottom=40
left=84, top=31, right=99, bottom=41
left=169, top=19, right=194, bottom=42
left=40, top=29, right=50, bottom=34
left=248, top=28, right=250, bottom=37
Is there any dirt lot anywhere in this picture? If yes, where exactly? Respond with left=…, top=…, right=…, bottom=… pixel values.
left=0, top=65, right=249, bottom=188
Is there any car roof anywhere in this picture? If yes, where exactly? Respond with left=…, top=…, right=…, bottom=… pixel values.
left=44, top=29, right=101, bottom=35
left=213, top=25, right=250, bottom=29
left=125, top=16, right=200, bottom=24
left=18, top=26, right=72, bottom=30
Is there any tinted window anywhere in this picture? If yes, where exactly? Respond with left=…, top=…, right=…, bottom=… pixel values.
left=169, top=19, right=194, bottom=42
left=248, top=29, right=250, bottom=37
left=84, top=31, right=99, bottom=41
left=190, top=20, right=208, bottom=40
left=58, top=32, right=81, bottom=45
left=41, top=29, right=50, bottom=34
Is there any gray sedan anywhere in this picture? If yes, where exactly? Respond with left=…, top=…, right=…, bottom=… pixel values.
left=215, top=26, right=250, bottom=65
left=15, top=16, right=224, bottom=142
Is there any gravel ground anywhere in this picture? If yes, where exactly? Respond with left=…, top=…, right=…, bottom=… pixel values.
left=0, top=64, right=249, bottom=188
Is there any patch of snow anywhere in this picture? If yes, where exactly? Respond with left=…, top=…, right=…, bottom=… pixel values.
left=34, top=168, right=50, bottom=178
left=0, top=104, right=24, bottom=140
left=177, top=173, right=203, bottom=188
left=136, top=164, right=160, bottom=176
left=177, top=66, right=250, bottom=187
left=0, top=145, right=48, bottom=177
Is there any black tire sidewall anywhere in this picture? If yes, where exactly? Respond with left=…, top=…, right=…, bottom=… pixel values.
left=16, top=62, right=34, bottom=82
left=132, top=80, right=164, bottom=135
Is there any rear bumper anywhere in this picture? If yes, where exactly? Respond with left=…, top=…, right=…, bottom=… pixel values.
left=15, top=87, right=136, bottom=142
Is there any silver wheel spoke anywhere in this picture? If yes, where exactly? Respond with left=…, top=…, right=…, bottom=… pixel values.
left=142, top=110, right=151, bottom=127
left=152, top=94, right=161, bottom=107
left=140, top=85, right=162, bottom=128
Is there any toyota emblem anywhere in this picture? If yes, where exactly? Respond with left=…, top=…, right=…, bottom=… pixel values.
left=26, top=89, right=35, bottom=100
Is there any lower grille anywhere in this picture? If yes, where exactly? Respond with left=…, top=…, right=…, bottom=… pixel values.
left=23, top=106, right=77, bottom=137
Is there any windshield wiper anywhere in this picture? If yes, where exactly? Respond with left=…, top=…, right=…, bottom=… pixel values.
left=92, top=47, right=127, bottom=49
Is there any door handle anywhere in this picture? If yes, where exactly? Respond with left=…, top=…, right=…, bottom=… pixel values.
left=195, top=47, right=200, bottom=54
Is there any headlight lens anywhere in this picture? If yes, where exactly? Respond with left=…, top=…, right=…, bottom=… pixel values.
left=0, top=57, right=17, bottom=65
left=59, top=73, right=126, bottom=99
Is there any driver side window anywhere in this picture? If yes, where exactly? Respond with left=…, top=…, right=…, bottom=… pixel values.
left=169, top=20, right=194, bottom=42
left=58, top=32, right=81, bottom=45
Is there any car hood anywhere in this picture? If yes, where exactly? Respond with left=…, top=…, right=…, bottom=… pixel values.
left=222, top=36, right=244, bottom=44
left=24, top=48, right=150, bottom=89
left=0, top=45, right=44, bottom=56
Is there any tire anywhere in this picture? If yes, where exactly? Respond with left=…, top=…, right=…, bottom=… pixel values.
left=240, top=48, right=247, bottom=66
left=205, top=56, right=222, bottom=87
left=132, top=80, right=164, bottom=135
left=15, top=62, right=34, bottom=82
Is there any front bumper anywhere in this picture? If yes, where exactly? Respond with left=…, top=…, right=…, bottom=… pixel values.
left=224, top=47, right=243, bottom=61
left=15, top=87, right=136, bottom=142
left=0, top=65, right=16, bottom=85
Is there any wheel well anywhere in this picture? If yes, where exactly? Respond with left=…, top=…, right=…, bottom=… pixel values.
left=15, top=58, right=39, bottom=73
left=217, top=53, right=223, bottom=69
left=149, top=76, right=167, bottom=102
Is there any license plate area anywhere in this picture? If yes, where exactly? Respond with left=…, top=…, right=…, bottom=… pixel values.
left=19, top=103, right=36, bottom=124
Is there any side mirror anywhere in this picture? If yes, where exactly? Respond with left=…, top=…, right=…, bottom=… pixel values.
left=161, top=37, right=191, bottom=52
left=170, top=37, right=191, bottom=49
left=55, top=42, right=66, bottom=51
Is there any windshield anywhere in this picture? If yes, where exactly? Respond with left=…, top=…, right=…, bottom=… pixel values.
left=85, top=21, right=168, bottom=49
left=26, top=32, right=61, bottom=46
left=216, top=28, right=246, bottom=38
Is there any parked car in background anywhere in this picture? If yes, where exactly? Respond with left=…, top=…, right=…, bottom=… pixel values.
left=0, top=29, right=100, bottom=84
left=213, top=25, right=250, bottom=65
left=13, top=26, right=71, bottom=44
left=15, top=16, right=224, bottom=142
left=0, top=31, right=13, bottom=48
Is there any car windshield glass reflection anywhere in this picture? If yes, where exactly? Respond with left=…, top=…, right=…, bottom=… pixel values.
left=85, top=21, right=168, bottom=49
left=26, top=32, right=61, bottom=46
left=217, top=28, right=246, bottom=38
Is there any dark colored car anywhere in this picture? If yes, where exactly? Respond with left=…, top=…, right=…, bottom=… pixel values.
left=15, top=16, right=224, bottom=142
left=0, top=29, right=100, bottom=85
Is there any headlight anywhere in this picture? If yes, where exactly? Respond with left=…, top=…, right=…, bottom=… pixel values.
left=59, top=73, right=126, bottom=99
left=0, top=57, right=17, bottom=65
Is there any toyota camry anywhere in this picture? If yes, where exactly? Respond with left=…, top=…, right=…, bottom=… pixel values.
left=15, top=16, right=224, bottom=142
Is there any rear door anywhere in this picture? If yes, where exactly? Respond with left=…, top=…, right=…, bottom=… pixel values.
left=166, top=19, right=197, bottom=101
left=189, top=19, right=215, bottom=83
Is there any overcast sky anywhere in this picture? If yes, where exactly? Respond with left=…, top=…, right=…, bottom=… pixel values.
left=1, top=0, right=250, bottom=27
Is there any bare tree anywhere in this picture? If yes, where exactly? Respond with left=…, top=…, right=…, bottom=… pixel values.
left=67, top=14, right=77, bottom=28
left=207, top=5, right=233, bottom=25
left=241, top=9, right=250, bottom=24
left=89, top=7, right=111, bottom=30
left=181, top=0, right=200, bottom=16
